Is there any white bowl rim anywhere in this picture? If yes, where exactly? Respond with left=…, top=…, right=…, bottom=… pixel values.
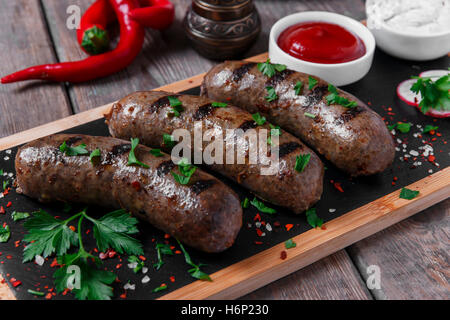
left=270, top=11, right=376, bottom=69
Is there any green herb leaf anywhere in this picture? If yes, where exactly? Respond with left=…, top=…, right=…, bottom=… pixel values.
left=422, top=125, right=438, bottom=133
left=176, top=239, right=211, bottom=281
left=306, top=208, right=323, bottom=228
left=304, top=112, right=316, bottom=119
left=163, top=133, right=175, bottom=149
left=269, top=124, right=281, bottom=136
left=3, top=179, right=9, bottom=191
left=171, top=158, right=197, bottom=185
left=284, top=238, right=297, bottom=249
left=308, top=76, right=318, bottom=90
left=265, top=86, right=278, bottom=102
left=257, top=59, right=286, bottom=78
left=89, top=149, right=101, bottom=165
left=252, top=112, right=266, bottom=126
left=59, top=141, right=89, bottom=156
left=241, top=197, right=249, bottom=209
left=250, top=197, right=276, bottom=214
left=128, top=255, right=145, bottom=274
left=152, top=284, right=168, bottom=293
left=150, top=149, right=164, bottom=157
left=326, top=89, right=358, bottom=108
left=410, top=75, right=450, bottom=114
left=168, top=96, right=182, bottom=108
left=11, top=211, right=30, bottom=221
left=396, top=122, right=412, bottom=133
left=0, top=224, right=10, bottom=243
left=294, top=154, right=311, bottom=173
left=28, top=289, right=45, bottom=297
left=127, top=138, right=149, bottom=168
left=211, top=102, right=228, bottom=108
left=399, top=188, right=420, bottom=200
left=294, top=81, right=303, bottom=95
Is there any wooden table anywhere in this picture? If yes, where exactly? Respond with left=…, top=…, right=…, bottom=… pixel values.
left=0, top=0, right=448, bottom=300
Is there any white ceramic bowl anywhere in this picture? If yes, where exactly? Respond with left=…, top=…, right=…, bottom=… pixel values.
left=269, top=11, right=375, bottom=86
left=366, top=16, right=450, bottom=61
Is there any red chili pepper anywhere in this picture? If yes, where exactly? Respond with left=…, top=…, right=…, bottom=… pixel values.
left=1, top=0, right=144, bottom=84
left=77, top=0, right=116, bottom=55
left=129, top=0, right=174, bottom=30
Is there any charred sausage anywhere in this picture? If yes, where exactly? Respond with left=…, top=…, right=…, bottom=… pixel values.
left=15, top=134, right=242, bottom=253
left=201, top=61, right=395, bottom=176
left=106, top=91, right=324, bottom=214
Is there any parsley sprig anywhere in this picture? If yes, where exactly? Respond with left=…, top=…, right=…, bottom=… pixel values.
left=0, top=224, right=10, bottom=243
left=294, top=154, right=311, bottom=173
left=167, top=96, right=184, bottom=117
left=257, top=59, right=286, bottom=78
left=250, top=197, right=276, bottom=214
left=265, top=86, right=278, bottom=102
left=128, top=138, right=149, bottom=168
left=176, top=239, right=211, bottom=281
left=153, top=243, right=173, bottom=270
left=171, top=158, right=197, bottom=185
left=306, top=208, right=323, bottom=228
left=410, top=74, right=450, bottom=114
left=252, top=112, right=266, bottom=126
left=326, top=84, right=357, bottom=108
left=59, top=141, right=89, bottom=156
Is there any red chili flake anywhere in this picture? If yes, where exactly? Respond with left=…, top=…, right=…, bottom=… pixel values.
left=432, top=137, right=437, bottom=141
left=0, top=207, right=5, bottom=214
left=120, top=292, right=127, bottom=299
left=6, top=202, right=12, bottom=208
left=333, top=182, right=344, bottom=193
left=6, top=255, right=12, bottom=260
left=50, top=258, right=59, bottom=268
left=253, top=213, right=261, bottom=222
left=392, top=182, right=396, bottom=186
left=164, top=234, right=170, bottom=239
left=280, top=251, right=287, bottom=260
left=188, top=80, right=193, bottom=84
left=285, top=224, right=294, bottom=231
left=254, top=241, right=263, bottom=245
left=86, top=229, right=91, bottom=235
left=69, top=225, right=76, bottom=232
left=368, top=101, right=372, bottom=106
left=139, top=255, right=146, bottom=261
left=436, top=132, right=442, bottom=137
left=428, top=155, right=436, bottom=162
left=108, top=250, right=117, bottom=259
left=45, top=293, right=52, bottom=300
left=256, top=228, right=263, bottom=237
left=174, top=250, right=182, bottom=255
left=99, top=252, right=107, bottom=260
left=169, top=276, right=175, bottom=283
left=3, top=189, right=9, bottom=196
left=321, top=225, right=327, bottom=230
left=273, top=221, right=281, bottom=227
left=131, top=181, right=141, bottom=192
left=62, top=288, right=69, bottom=296
left=14, top=240, right=20, bottom=248
left=393, top=176, right=398, bottom=181
left=116, top=264, right=122, bottom=269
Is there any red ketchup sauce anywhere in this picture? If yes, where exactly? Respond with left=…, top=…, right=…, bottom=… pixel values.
left=277, top=22, right=366, bottom=64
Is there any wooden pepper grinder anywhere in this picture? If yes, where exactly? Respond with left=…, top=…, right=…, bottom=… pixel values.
left=183, top=0, right=261, bottom=60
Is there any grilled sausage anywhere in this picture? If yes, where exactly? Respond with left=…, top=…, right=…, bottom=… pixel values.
left=106, top=91, right=324, bottom=214
left=201, top=61, right=396, bottom=176
left=15, top=134, right=242, bottom=253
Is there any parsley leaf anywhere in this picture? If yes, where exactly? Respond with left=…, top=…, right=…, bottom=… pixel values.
left=177, top=239, right=211, bottom=281
left=59, top=141, right=89, bottom=156
left=285, top=239, right=297, bottom=249
left=396, top=122, right=412, bottom=133
left=399, top=188, right=419, bottom=200
left=304, top=112, right=316, bottom=119
left=241, top=197, right=249, bottom=209
left=128, top=255, right=145, bottom=273
left=410, top=75, right=450, bottom=114
left=422, top=125, right=438, bottom=134
left=163, top=133, right=175, bottom=149
left=252, top=112, right=266, bottom=126
left=250, top=197, right=276, bottom=214
left=153, top=284, right=168, bottom=293
left=0, top=224, right=10, bottom=243
left=308, top=76, right=318, bottom=90
left=306, top=208, right=323, bottom=228
left=265, top=86, right=278, bottom=102
left=150, top=149, right=164, bottom=157
left=269, top=124, right=281, bottom=136
left=167, top=96, right=184, bottom=117
left=171, top=158, right=197, bottom=185
left=3, top=179, right=10, bottom=191
left=90, top=149, right=101, bottom=165
left=294, top=81, right=303, bottom=95
left=11, top=211, right=30, bottom=221
left=294, top=154, right=311, bottom=173
left=127, top=138, right=149, bottom=168
left=211, top=102, right=228, bottom=108
left=257, top=59, right=286, bottom=78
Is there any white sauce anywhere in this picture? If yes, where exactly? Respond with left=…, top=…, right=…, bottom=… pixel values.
left=366, top=0, right=450, bottom=35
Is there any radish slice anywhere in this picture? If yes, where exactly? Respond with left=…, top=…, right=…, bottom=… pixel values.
left=397, top=78, right=420, bottom=106
left=423, top=108, right=450, bottom=118
left=419, top=70, right=449, bottom=79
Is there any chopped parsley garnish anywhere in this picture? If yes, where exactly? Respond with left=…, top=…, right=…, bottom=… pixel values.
left=3, top=179, right=9, bottom=191
left=326, top=84, right=357, bottom=108
left=167, top=96, right=184, bottom=117
left=171, top=158, right=196, bottom=185
left=422, top=125, right=438, bottom=134
left=399, top=188, right=420, bottom=200
left=257, top=59, right=287, bottom=78
left=294, top=81, right=303, bottom=95
left=163, top=133, right=175, bottom=149
left=410, top=74, right=450, bottom=115
left=265, top=86, right=278, bottom=102
left=285, top=239, right=297, bottom=249
left=250, top=197, right=276, bottom=214
left=294, top=154, right=311, bottom=173
left=304, top=112, right=316, bottom=119
left=153, top=242, right=173, bottom=270
left=59, top=141, right=89, bottom=156
left=89, top=149, right=101, bottom=164
left=127, top=138, right=149, bottom=168
left=28, top=289, right=45, bottom=297
left=168, top=96, right=182, bottom=108
left=306, top=208, right=323, bottom=228
left=267, top=124, right=282, bottom=145
left=11, top=211, right=30, bottom=221
left=211, top=101, right=228, bottom=108
left=150, top=148, right=164, bottom=157
left=177, top=239, right=211, bottom=281
left=242, top=197, right=249, bottom=209
left=0, top=224, right=10, bottom=243
left=308, top=76, right=318, bottom=90
left=153, top=284, right=168, bottom=293
left=128, top=255, right=145, bottom=273
left=252, top=112, right=266, bottom=126
left=389, top=122, right=412, bottom=133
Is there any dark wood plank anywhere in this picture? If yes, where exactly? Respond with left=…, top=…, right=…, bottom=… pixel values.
left=0, top=0, right=72, bottom=138
left=241, top=250, right=372, bottom=300
left=347, top=199, right=450, bottom=300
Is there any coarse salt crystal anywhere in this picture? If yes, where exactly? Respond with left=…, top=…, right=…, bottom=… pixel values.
left=255, top=221, right=261, bottom=228
left=123, top=283, right=135, bottom=290
left=329, top=208, right=336, bottom=213
left=395, top=147, right=400, bottom=152
left=396, top=138, right=402, bottom=144
left=428, top=169, right=433, bottom=174
left=265, top=223, right=272, bottom=232
left=128, top=262, right=138, bottom=270
left=142, top=267, right=148, bottom=274
left=409, top=150, right=419, bottom=156
left=5, top=150, right=11, bottom=154
left=8, top=173, right=13, bottom=178
left=3, top=156, right=9, bottom=161
left=141, top=276, right=150, bottom=284
left=35, top=255, right=45, bottom=266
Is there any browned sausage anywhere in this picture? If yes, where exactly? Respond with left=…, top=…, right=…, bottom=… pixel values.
left=201, top=61, right=396, bottom=176
left=106, top=91, right=324, bottom=214
left=15, top=134, right=242, bottom=253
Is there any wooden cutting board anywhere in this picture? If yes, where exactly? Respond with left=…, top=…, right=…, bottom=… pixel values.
left=0, top=52, right=449, bottom=300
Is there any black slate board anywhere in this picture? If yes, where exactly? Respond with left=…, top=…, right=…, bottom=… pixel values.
left=0, top=49, right=449, bottom=300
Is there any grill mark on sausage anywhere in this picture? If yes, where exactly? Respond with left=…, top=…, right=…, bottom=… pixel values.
left=238, top=120, right=258, bottom=132
left=304, top=85, right=328, bottom=107
left=190, top=180, right=216, bottom=195
left=338, top=106, right=364, bottom=123
left=278, top=142, right=302, bottom=158
left=266, top=70, right=295, bottom=87
left=65, top=137, right=83, bottom=146
left=157, top=160, right=175, bottom=176
left=232, top=63, right=256, bottom=82
left=149, top=95, right=179, bottom=112
left=193, top=103, right=215, bottom=120
left=103, top=143, right=132, bottom=165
